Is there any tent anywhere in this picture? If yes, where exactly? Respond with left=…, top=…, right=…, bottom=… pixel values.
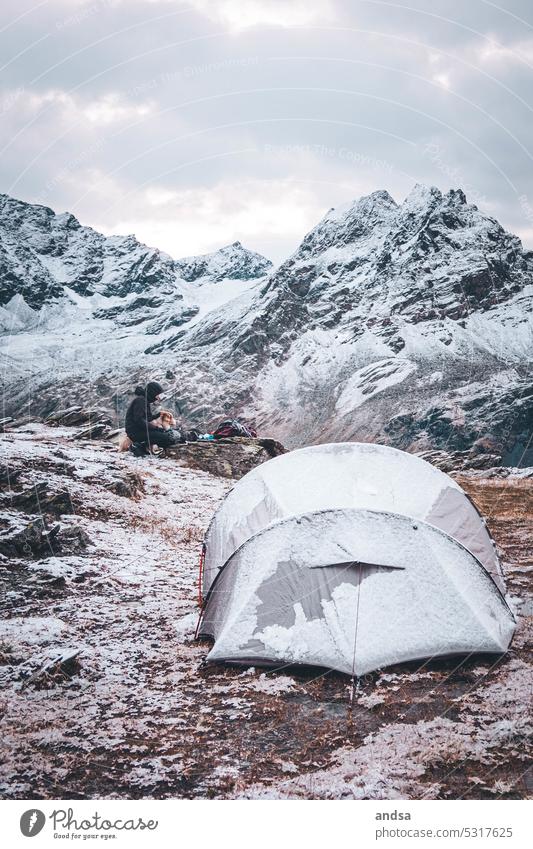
left=197, top=443, right=515, bottom=676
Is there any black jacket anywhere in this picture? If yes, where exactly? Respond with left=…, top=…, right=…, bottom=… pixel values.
left=125, top=387, right=159, bottom=441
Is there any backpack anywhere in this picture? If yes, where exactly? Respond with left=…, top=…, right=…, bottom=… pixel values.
left=213, top=418, right=257, bottom=439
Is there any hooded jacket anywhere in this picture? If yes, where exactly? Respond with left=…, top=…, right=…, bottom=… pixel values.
left=124, top=383, right=163, bottom=441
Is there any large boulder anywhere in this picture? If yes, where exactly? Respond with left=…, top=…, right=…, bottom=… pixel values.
left=164, top=437, right=285, bottom=479
left=0, top=512, right=58, bottom=559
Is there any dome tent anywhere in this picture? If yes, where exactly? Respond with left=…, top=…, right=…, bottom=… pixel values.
left=197, top=443, right=515, bottom=676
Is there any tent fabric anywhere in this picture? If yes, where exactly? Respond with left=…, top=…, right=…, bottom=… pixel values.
left=202, top=442, right=503, bottom=597
left=198, top=509, right=515, bottom=676
left=198, top=443, right=514, bottom=675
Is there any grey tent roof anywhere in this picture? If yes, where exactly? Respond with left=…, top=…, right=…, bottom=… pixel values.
left=202, top=442, right=503, bottom=596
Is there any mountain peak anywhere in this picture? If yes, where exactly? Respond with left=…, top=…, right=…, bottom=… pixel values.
left=324, top=189, right=397, bottom=225
left=444, top=187, right=468, bottom=205
left=292, top=189, right=398, bottom=259
left=174, top=241, right=272, bottom=283
left=402, top=183, right=442, bottom=209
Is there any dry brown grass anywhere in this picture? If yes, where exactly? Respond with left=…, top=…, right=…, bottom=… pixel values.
left=456, top=476, right=533, bottom=569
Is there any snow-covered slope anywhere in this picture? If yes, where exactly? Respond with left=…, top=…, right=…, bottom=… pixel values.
left=169, top=185, right=533, bottom=462
left=1, top=187, right=531, bottom=463
left=0, top=193, right=272, bottom=418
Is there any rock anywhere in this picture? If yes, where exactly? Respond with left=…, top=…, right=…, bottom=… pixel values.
left=5, top=416, right=39, bottom=430
left=0, top=512, right=90, bottom=562
left=42, top=408, right=121, bottom=441
left=45, top=405, right=82, bottom=424
left=53, top=523, right=92, bottom=554
left=73, top=423, right=112, bottom=440
left=416, top=449, right=502, bottom=473
left=25, top=571, right=67, bottom=594
left=8, top=482, right=75, bottom=517
left=454, top=465, right=533, bottom=480
left=100, top=468, right=145, bottom=498
left=0, top=512, right=60, bottom=559
left=21, top=649, right=81, bottom=690
left=164, top=436, right=285, bottom=479
left=0, top=463, right=23, bottom=486
left=46, top=407, right=113, bottom=428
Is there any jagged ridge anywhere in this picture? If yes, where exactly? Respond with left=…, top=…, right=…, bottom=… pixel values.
left=0, top=186, right=531, bottom=464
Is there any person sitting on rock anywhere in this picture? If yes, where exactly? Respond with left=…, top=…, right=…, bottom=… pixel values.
left=124, top=382, right=179, bottom=455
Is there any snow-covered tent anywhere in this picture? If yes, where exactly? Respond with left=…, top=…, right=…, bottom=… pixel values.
left=197, top=443, right=515, bottom=676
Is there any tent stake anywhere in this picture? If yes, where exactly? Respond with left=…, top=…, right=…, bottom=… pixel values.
left=349, top=675, right=361, bottom=710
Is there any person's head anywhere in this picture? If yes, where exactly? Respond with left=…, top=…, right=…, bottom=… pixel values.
left=146, top=381, right=164, bottom=403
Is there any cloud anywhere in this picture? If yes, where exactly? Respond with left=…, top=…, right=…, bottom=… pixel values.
left=80, top=92, right=153, bottom=124
left=476, top=36, right=533, bottom=67
left=92, top=177, right=327, bottom=260
left=187, top=0, right=338, bottom=32
left=432, top=72, right=451, bottom=89
left=3, top=88, right=153, bottom=126
left=127, top=0, right=338, bottom=31
left=1, top=0, right=533, bottom=259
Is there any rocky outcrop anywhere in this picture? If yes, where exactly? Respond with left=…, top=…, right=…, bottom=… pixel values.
left=164, top=436, right=285, bottom=479
left=45, top=406, right=112, bottom=427
left=21, top=650, right=82, bottom=691
left=0, top=512, right=57, bottom=559
left=7, top=482, right=75, bottom=517
left=40, top=406, right=119, bottom=441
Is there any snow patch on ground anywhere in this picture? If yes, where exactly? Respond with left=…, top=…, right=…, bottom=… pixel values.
left=246, top=674, right=296, bottom=695
left=0, top=617, right=66, bottom=647
left=173, top=612, right=199, bottom=641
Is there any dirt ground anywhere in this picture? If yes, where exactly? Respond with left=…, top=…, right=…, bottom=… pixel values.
left=0, top=425, right=531, bottom=799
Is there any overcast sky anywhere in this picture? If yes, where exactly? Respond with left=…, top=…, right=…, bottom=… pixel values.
left=1, top=0, right=533, bottom=262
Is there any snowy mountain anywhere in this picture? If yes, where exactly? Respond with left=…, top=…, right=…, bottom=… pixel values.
left=0, top=192, right=272, bottom=417
left=0, top=187, right=531, bottom=464
left=153, top=184, right=532, bottom=463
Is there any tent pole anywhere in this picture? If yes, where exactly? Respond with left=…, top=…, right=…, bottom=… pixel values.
left=349, top=562, right=363, bottom=711
left=197, top=542, right=206, bottom=607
